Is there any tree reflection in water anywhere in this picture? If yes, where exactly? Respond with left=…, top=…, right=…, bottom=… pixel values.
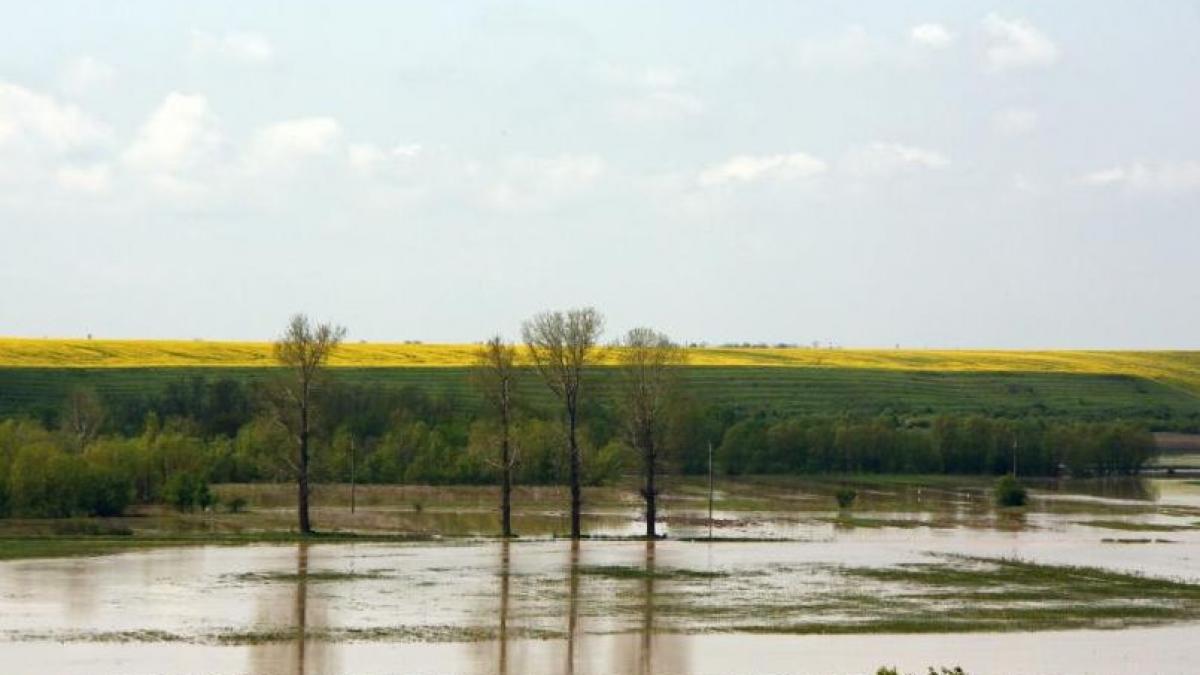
left=566, top=539, right=581, bottom=675
left=248, top=542, right=332, bottom=675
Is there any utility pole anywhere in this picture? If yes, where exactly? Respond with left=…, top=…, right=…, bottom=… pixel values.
left=707, top=440, right=714, bottom=540
left=350, top=436, right=357, bottom=515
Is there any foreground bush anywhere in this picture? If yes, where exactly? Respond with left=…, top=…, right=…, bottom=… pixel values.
left=835, top=487, right=857, bottom=509
left=993, top=474, right=1028, bottom=507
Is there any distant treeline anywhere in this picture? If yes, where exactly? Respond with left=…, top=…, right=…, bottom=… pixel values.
left=715, top=415, right=1153, bottom=476
left=0, top=375, right=1157, bottom=519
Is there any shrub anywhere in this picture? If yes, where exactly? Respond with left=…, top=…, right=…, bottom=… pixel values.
left=163, top=472, right=213, bottom=512
left=835, top=487, right=857, bottom=509
left=79, top=465, right=134, bottom=517
left=994, top=474, right=1028, bottom=507
left=227, top=496, right=248, bottom=514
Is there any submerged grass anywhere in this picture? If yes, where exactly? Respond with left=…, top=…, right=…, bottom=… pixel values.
left=577, top=564, right=730, bottom=581
left=0, top=532, right=444, bottom=562
left=5, top=625, right=565, bottom=645
left=228, top=570, right=390, bottom=583
left=635, top=555, right=1200, bottom=635
left=1075, top=519, right=1196, bottom=532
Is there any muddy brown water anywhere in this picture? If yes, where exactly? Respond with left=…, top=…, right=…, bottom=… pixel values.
left=3, top=478, right=1200, bottom=675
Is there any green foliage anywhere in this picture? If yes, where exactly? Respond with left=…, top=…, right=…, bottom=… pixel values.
left=713, top=413, right=1153, bottom=478
left=4, top=441, right=133, bottom=518
left=585, top=441, right=631, bottom=486
left=0, top=363, right=1170, bottom=523
left=79, top=465, right=134, bottom=517
left=994, top=474, right=1028, bottom=507
left=835, top=487, right=858, bottom=509
left=163, top=472, right=213, bottom=512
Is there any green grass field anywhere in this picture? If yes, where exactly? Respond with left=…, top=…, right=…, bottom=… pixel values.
left=2, top=360, right=1199, bottom=424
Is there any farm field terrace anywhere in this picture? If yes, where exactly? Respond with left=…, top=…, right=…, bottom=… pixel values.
left=2, top=339, right=1199, bottom=422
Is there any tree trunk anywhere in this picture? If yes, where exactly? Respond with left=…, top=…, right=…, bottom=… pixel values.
left=568, top=408, right=581, bottom=540
left=645, top=437, right=657, bottom=539
left=298, top=406, right=311, bottom=534
left=501, top=428, right=512, bottom=538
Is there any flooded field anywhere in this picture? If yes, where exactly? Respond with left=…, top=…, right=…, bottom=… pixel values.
left=3, top=476, right=1200, bottom=674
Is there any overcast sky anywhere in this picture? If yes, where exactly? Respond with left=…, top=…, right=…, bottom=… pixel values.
left=1, top=2, right=1198, bottom=347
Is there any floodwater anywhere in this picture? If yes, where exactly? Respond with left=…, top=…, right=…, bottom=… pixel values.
left=3, top=478, right=1200, bottom=675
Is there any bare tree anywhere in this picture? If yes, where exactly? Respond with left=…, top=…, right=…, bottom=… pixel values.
left=522, top=307, right=603, bottom=539
left=62, top=386, right=105, bottom=451
left=616, top=328, right=685, bottom=539
left=472, top=335, right=520, bottom=537
left=270, top=314, right=346, bottom=535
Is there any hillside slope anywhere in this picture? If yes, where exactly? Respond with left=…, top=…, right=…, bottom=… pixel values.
left=1, top=339, right=1198, bottom=424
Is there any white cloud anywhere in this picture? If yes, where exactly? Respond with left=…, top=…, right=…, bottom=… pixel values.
left=60, top=56, right=115, bottom=94
left=1081, top=161, right=1200, bottom=193
left=191, top=30, right=275, bottom=64
left=347, top=143, right=386, bottom=174
left=0, top=81, right=110, bottom=151
left=613, top=90, right=704, bottom=122
left=983, top=14, right=1058, bottom=71
left=698, top=153, right=827, bottom=187
left=795, top=26, right=877, bottom=70
left=123, top=92, right=220, bottom=174
left=840, top=142, right=949, bottom=177
left=910, top=23, right=954, bottom=49
left=483, top=154, right=605, bottom=211
left=392, top=143, right=422, bottom=158
left=992, top=107, right=1039, bottom=136
left=604, top=64, right=705, bottom=122
left=56, top=163, right=111, bottom=193
left=248, top=117, right=341, bottom=165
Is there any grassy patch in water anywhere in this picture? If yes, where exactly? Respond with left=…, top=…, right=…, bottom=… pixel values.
left=841, top=556, right=1199, bottom=598
left=229, top=569, right=389, bottom=583
left=824, top=516, right=954, bottom=529
left=577, top=564, right=730, bottom=581
left=6, top=625, right=564, bottom=645
left=1075, top=519, right=1196, bottom=532
left=640, top=555, right=1200, bottom=636
left=0, top=532, right=444, bottom=562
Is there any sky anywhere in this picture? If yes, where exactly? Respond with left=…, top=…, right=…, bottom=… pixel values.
left=1, top=1, right=1198, bottom=348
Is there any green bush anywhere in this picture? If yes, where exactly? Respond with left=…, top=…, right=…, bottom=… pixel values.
left=5, top=446, right=133, bottom=518
left=835, top=487, right=858, bottom=509
left=994, top=474, right=1028, bottom=507
left=163, top=472, right=213, bottom=512
left=227, top=496, right=248, bottom=513
left=79, top=465, right=133, bottom=517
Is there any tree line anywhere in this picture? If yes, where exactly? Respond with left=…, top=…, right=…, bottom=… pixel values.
left=0, top=309, right=1160, bottom=537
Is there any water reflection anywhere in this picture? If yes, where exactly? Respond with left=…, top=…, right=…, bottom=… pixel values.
left=248, top=543, right=333, bottom=675
left=497, top=539, right=511, bottom=675
left=480, top=538, right=689, bottom=675
left=566, top=539, right=581, bottom=675
left=1039, top=476, right=1158, bottom=502
left=638, top=540, right=656, bottom=675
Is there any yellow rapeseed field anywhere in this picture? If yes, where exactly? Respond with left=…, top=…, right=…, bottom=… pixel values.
left=1, top=338, right=1198, bottom=394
